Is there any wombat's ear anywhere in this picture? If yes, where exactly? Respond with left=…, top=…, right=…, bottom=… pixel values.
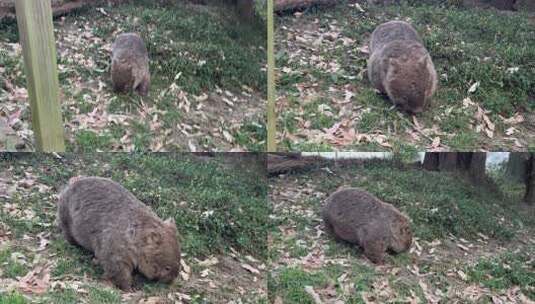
left=418, top=56, right=428, bottom=68
left=164, top=218, right=177, bottom=230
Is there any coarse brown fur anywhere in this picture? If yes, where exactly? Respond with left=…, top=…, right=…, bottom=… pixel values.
left=322, top=187, right=412, bottom=264
left=57, top=176, right=180, bottom=291
left=367, top=21, right=438, bottom=113
left=111, top=33, right=150, bottom=96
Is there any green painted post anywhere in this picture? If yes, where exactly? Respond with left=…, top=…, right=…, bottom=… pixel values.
left=15, top=0, right=65, bottom=152
left=266, top=0, right=276, bottom=152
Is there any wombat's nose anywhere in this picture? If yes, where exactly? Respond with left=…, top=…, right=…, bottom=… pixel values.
left=161, top=276, right=176, bottom=284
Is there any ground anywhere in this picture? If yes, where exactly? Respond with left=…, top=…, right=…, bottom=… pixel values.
left=0, top=1, right=266, bottom=152
left=0, top=153, right=268, bottom=303
left=275, top=1, right=535, bottom=151
left=268, top=158, right=535, bottom=303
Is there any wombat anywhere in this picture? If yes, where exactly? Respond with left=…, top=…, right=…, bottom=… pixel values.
left=322, top=187, right=412, bottom=264
left=367, top=21, right=438, bottom=113
left=111, top=33, right=150, bottom=96
left=57, top=176, right=180, bottom=291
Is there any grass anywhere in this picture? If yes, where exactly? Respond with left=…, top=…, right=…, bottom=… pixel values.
left=0, top=1, right=266, bottom=151
left=269, top=156, right=535, bottom=302
left=276, top=0, right=535, bottom=150
left=0, top=292, right=27, bottom=304
left=0, top=247, right=29, bottom=279
left=268, top=267, right=329, bottom=303
left=87, top=287, right=121, bottom=304
left=0, top=153, right=268, bottom=302
left=467, top=248, right=535, bottom=300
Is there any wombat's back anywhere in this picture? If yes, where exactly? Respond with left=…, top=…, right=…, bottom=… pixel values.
left=323, top=187, right=412, bottom=262
left=369, top=21, right=423, bottom=53
left=58, top=176, right=152, bottom=250
left=322, top=188, right=386, bottom=241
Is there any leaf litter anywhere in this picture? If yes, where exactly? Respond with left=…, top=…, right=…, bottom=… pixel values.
left=0, top=5, right=264, bottom=152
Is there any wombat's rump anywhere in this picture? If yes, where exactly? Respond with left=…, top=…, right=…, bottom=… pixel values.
left=111, top=33, right=150, bottom=96
left=367, top=21, right=437, bottom=113
left=58, top=176, right=180, bottom=291
left=322, top=187, right=412, bottom=264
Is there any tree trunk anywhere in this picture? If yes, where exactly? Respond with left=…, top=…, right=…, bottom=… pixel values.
left=506, top=153, right=530, bottom=182
left=422, top=152, right=487, bottom=184
left=236, top=0, right=255, bottom=21
left=467, top=153, right=487, bottom=184
left=524, top=153, right=535, bottom=205
left=423, top=152, right=439, bottom=171
left=438, top=153, right=459, bottom=171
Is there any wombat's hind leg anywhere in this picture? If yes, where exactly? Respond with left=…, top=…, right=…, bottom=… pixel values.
left=136, top=74, right=150, bottom=96
left=60, top=228, right=77, bottom=245
left=57, top=208, right=77, bottom=245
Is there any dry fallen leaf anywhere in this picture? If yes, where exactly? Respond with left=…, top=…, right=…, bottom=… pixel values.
left=468, top=81, right=480, bottom=93
left=18, top=265, right=51, bottom=294
left=198, top=256, right=219, bottom=267
left=138, top=296, right=167, bottom=304
left=304, top=286, right=323, bottom=304
left=241, top=263, right=260, bottom=275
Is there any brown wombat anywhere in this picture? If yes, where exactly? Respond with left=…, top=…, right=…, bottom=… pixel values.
left=57, top=176, right=180, bottom=291
left=322, top=187, right=412, bottom=264
left=367, top=21, right=438, bottom=113
left=111, top=33, right=150, bottom=96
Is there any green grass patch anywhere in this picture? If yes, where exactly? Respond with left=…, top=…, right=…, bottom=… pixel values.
left=0, top=292, right=27, bottom=304
left=234, top=120, right=267, bottom=151
left=87, top=286, right=121, bottom=304
left=42, top=288, right=79, bottom=304
left=270, top=263, right=378, bottom=303
left=73, top=131, right=114, bottom=152
left=269, top=267, right=328, bottom=304
left=467, top=249, right=535, bottom=300
left=0, top=247, right=29, bottom=279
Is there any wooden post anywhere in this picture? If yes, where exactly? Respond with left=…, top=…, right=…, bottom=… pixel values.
left=15, top=0, right=65, bottom=152
left=266, top=0, right=276, bottom=152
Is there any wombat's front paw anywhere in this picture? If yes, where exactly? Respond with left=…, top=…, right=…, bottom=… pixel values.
left=113, top=276, right=134, bottom=292
left=363, top=240, right=386, bottom=264
left=104, top=264, right=134, bottom=291
left=365, top=252, right=385, bottom=264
